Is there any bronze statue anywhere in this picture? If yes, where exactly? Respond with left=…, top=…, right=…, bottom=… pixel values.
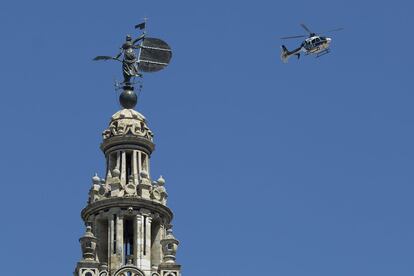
left=117, top=33, right=145, bottom=84
left=94, top=33, right=145, bottom=85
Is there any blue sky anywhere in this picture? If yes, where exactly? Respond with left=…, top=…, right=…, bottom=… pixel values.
left=0, top=0, right=413, bottom=275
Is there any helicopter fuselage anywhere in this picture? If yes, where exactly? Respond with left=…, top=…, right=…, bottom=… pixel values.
left=302, top=36, right=332, bottom=55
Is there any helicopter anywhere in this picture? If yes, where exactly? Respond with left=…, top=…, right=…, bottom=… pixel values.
left=280, top=24, right=343, bottom=63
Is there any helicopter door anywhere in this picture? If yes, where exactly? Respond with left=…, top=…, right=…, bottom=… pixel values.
left=304, top=40, right=310, bottom=50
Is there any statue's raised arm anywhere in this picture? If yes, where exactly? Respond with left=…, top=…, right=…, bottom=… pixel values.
left=132, top=33, right=146, bottom=45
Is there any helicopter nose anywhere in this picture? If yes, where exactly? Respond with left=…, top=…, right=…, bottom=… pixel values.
left=327, top=37, right=332, bottom=43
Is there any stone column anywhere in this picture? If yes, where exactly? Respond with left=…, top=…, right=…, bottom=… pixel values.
left=151, top=221, right=164, bottom=267
left=121, top=151, right=126, bottom=185
left=88, top=215, right=96, bottom=234
left=146, top=155, right=150, bottom=179
left=108, top=215, right=115, bottom=272
left=116, top=214, right=124, bottom=266
left=133, top=150, right=138, bottom=184
left=141, top=209, right=152, bottom=271
left=138, top=151, right=142, bottom=180
left=93, top=217, right=100, bottom=263
left=106, top=153, right=112, bottom=179
left=134, top=213, right=144, bottom=269
left=116, top=152, right=121, bottom=171
left=94, top=214, right=109, bottom=265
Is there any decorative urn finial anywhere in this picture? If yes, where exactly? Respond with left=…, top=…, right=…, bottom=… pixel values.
left=79, top=226, right=98, bottom=261
left=160, top=227, right=180, bottom=264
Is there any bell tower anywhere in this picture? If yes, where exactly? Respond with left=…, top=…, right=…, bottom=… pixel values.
left=74, top=23, right=179, bottom=276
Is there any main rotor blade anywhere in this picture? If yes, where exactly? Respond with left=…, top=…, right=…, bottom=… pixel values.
left=93, top=56, right=114, bottom=61
left=321, top=27, right=344, bottom=34
left=300, top=23, right=312, bottom=34
left=280, top=35, right=307, bottom=40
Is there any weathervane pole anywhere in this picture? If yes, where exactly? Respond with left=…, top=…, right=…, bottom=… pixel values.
left=143, top=17, right=148, bottom=35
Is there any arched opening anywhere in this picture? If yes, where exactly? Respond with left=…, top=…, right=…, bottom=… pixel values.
left=114, top=267, right=145, bottom=276
left=123, top=217, right=134, bottom=264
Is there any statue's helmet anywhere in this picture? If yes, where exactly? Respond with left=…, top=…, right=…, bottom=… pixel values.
left=126, top=35, right=132, bottom=41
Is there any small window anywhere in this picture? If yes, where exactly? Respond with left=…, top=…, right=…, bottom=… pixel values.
left=126, top=151, right=132, bottom=183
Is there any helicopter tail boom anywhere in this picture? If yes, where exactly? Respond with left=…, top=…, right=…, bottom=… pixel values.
left=280, top=45, right=301, bottom=63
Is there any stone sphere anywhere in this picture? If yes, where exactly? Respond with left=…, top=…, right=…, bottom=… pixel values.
left=119, top=90, right=137, bottom=109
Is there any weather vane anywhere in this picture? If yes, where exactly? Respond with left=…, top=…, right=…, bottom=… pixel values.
left=93, top=20, right=172, bottom=109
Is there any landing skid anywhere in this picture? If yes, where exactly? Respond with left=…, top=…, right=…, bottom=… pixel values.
left=316, top=49, right=330, bottom=58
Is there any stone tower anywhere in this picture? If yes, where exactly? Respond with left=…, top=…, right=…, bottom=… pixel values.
left=73, top=91, right=182, bottom=276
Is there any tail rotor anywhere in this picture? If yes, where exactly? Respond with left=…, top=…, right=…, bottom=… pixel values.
left=280, top=45, right=290, bottom=63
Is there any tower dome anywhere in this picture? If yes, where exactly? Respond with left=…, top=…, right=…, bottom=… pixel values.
left=102, top=109, right=153, bottom=142
left=100, top=108, right=155, bottom=159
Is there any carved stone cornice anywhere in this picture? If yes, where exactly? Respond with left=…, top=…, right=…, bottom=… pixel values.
left=100, top=135, right=155, bottom=155
left=81, top=197, right=173, bottom=224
